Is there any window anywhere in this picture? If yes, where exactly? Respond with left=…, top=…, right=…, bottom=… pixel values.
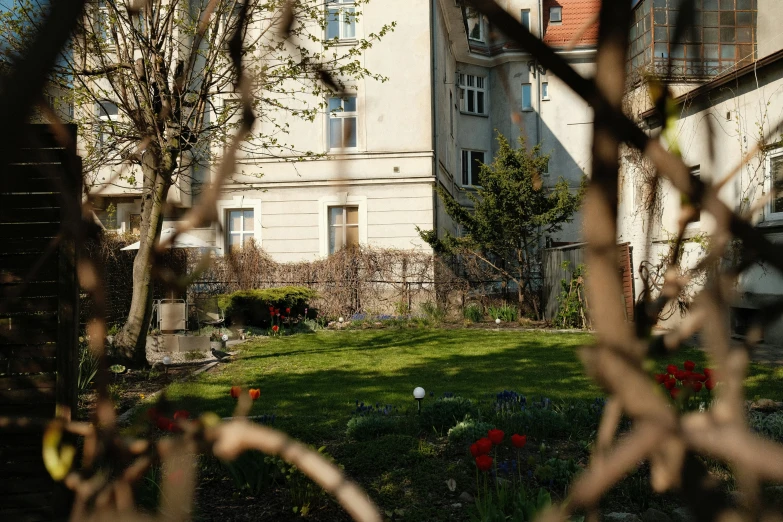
left=767, top=152, right=783, bottom=220
left=550, top=6, right=562, bottom=23
left=466, top=7, right=484, bottom=42
left=541, top=82, right=549, bottom=100
left=129, top=213, right=141, bottom=235
left=96, top=100, right=118, bottom=150
left=521, top=83, right=532, bottom=110
left=458, top=73, right=486, bottom=115
left=326, top=0, right=355, bottom=41
left=329, top=206, right=359, bottom=253
left=461, top=150, right=484, bottom=187
left=521, top=9, right=531, bottom=31
left=328, top=95, right=357, bottom=149
left=226, top=209, right=255, bottom=252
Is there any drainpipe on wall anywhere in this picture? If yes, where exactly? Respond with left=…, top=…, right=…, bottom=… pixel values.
left=536, top=0, right=543, bottom=146
left=430, top=0, right=439, bottom=239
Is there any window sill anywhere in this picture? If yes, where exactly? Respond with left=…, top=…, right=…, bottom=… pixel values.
left=757, top=217, right=783, bottom=229
left=459, top=111, right=489, bottom=118
left=325, top=38, right=358, bottom=47
left=328, top=148, right=360, bottom=155
left=521, top=108, right=534, bottom=112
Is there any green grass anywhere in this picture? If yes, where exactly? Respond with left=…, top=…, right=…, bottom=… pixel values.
left=166, top=330, right=781, bottom=433
left=158, top=329, right=782, bottom=520
left=167, top=330, right=594, bottom=428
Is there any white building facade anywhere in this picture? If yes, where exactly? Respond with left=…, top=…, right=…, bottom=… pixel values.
left=86, top=0, right=597, bottom=262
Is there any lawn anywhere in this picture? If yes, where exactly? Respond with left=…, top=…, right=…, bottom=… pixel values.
left=156, top=329, right=782, bottom=521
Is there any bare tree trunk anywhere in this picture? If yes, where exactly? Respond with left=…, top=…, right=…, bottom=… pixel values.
left=114, top=149, right=171, bottom=365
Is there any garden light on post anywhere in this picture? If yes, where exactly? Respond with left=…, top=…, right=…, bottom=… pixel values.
left=162, top=355, right=171, bottom=377
left=413, top=386, right=425, bottom=413
left=495, top=318, right=501, bottom=325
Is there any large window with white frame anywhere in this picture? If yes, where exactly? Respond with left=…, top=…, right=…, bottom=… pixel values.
left=459, top=73, right=486, bottom=115
left=226, top=209, right=255, bottom=252
left=766, top=151, right=783, bottom=220
left=326, top=0, right=355, bottom=41
left=328, top=94, right=357, bottom=150
left=328, top=206, right=359, bottom=254
left=461, top=149, right=485, bottom=187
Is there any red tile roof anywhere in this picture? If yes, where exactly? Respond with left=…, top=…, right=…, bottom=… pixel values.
left=542, top=0, right=600, bottom=49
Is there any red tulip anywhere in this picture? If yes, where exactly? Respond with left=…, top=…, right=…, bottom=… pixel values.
left=475, top=455, right=493, bottom=471
left=675, top=370, right=687, bottom=381
left=693, top=373, right=707, bottom=382
left=705, top=378, right=715, bottom=391
left=268, top=306, right=274, bottom=312
left=156, top=416, right=171, bottom=431
left=286, top=307, right=291, bottom=314
left=511, top=434, right=527, bottom=448
left=476, top=437, right=492, bottom=455
left=666, top=364, right=678, bottom=375
left=655, top=373, right=667, bottom=384
left=684, top=360, right=696, bottom=371
left=670, top=388, right=681, bottom=400
left=703, top=368, right=713, bottom=378
left=173, top=410, right=189, bottom=420
left=230, top=386, right=241, bottom=399
left=487, top=429, right=504, bottom=445
left=691, top=381, right=703, bottom=392
left=249, top=388, right=261, bottom=400
left=272, top=325, right=279, bottom=333
left=664, top=378, right=676, bottom=390
left=470, top=443, right=481, bottom=457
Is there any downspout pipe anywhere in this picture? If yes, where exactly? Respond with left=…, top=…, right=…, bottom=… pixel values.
left=536, top=0, right=543, bottom=146
left=430, top=0, right=439, bottom=239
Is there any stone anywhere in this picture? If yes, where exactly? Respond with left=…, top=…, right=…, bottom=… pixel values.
left=459, top=491, right=474, bottom=502
left=451, top=503, right=462, bottom=509
left=642, top=508, right=671, bottom=522
left=604, top=513, right=642, bottom=522
left=671, top=507, right=694, bottom=522
left=748, top=398, right=783, bottom=412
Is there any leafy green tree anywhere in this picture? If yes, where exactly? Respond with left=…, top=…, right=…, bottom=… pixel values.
left=419, top=132, right=584, bottom=318
left=1, top=0, right=393, bottom=364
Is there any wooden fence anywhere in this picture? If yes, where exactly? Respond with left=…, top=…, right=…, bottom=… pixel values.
left=543, top=242, right=634, bottom=323
left=0, top=124, right=80, bottom=521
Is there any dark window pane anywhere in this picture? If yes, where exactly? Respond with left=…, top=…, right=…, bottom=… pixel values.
left=654, top=42, right=669, bottom=58
left=655, top=25, right=668, bottom=41
left=737, top=27, right=752, bottom=42
left=345, top=117, right=356, bottom=147
left=461, top=151, right=468, bottom=184
left=703, top=11, right=718, bottom=26
left=736, top=0, right=751, bottom=8
left=704, top=43, right=719, bottom=58
left=737, top=11, right=752, bottom=26
left=671, top=44, right=685, bottom=58
left=719, top=0, right=733, bottom=8
left=704, top=28, right=719, bottom=42
left=693, top=11, right=703, bottom=26
left=686, top=44, right=701, bottom=58
left=738, top=44, right=753, bottom=60
left=721, top=44, right=735, bottom=59
left=654, top=9, right=667, bottom=24
left=773, top=156, right=783, bottom=213
left=720, top=27, right=735, bottom=42
left=720, top=11, right=735, bottom=25
left=703, top=0, right=718, bottom=9
left=654, top=0, right=666, bottom=8
left=477, top=91, right=484, bottom=114
left=467, top=92, right=474, bottom=112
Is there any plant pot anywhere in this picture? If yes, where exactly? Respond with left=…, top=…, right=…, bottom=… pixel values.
left=210, top=340, right=226, bottom=350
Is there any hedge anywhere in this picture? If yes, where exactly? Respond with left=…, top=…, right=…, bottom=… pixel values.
left=219, top=286, right=318, bottom=326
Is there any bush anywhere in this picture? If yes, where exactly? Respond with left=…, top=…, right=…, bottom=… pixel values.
left=750, top=411, right=783, bottom=442
left=488, top=303, right=518, bottom=322
left=419, top=301, right=447, bottom=323
left=419, top=396, right=478, bottom=434
left=346, top=415, right=404, bottom=440
left=447, top=418, right=495, bottom=446
left=221, top=450, right=280, bottom=495
left=463, top=303, right=484, bottom=323
left=220, top=286, right=318, bottom=326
